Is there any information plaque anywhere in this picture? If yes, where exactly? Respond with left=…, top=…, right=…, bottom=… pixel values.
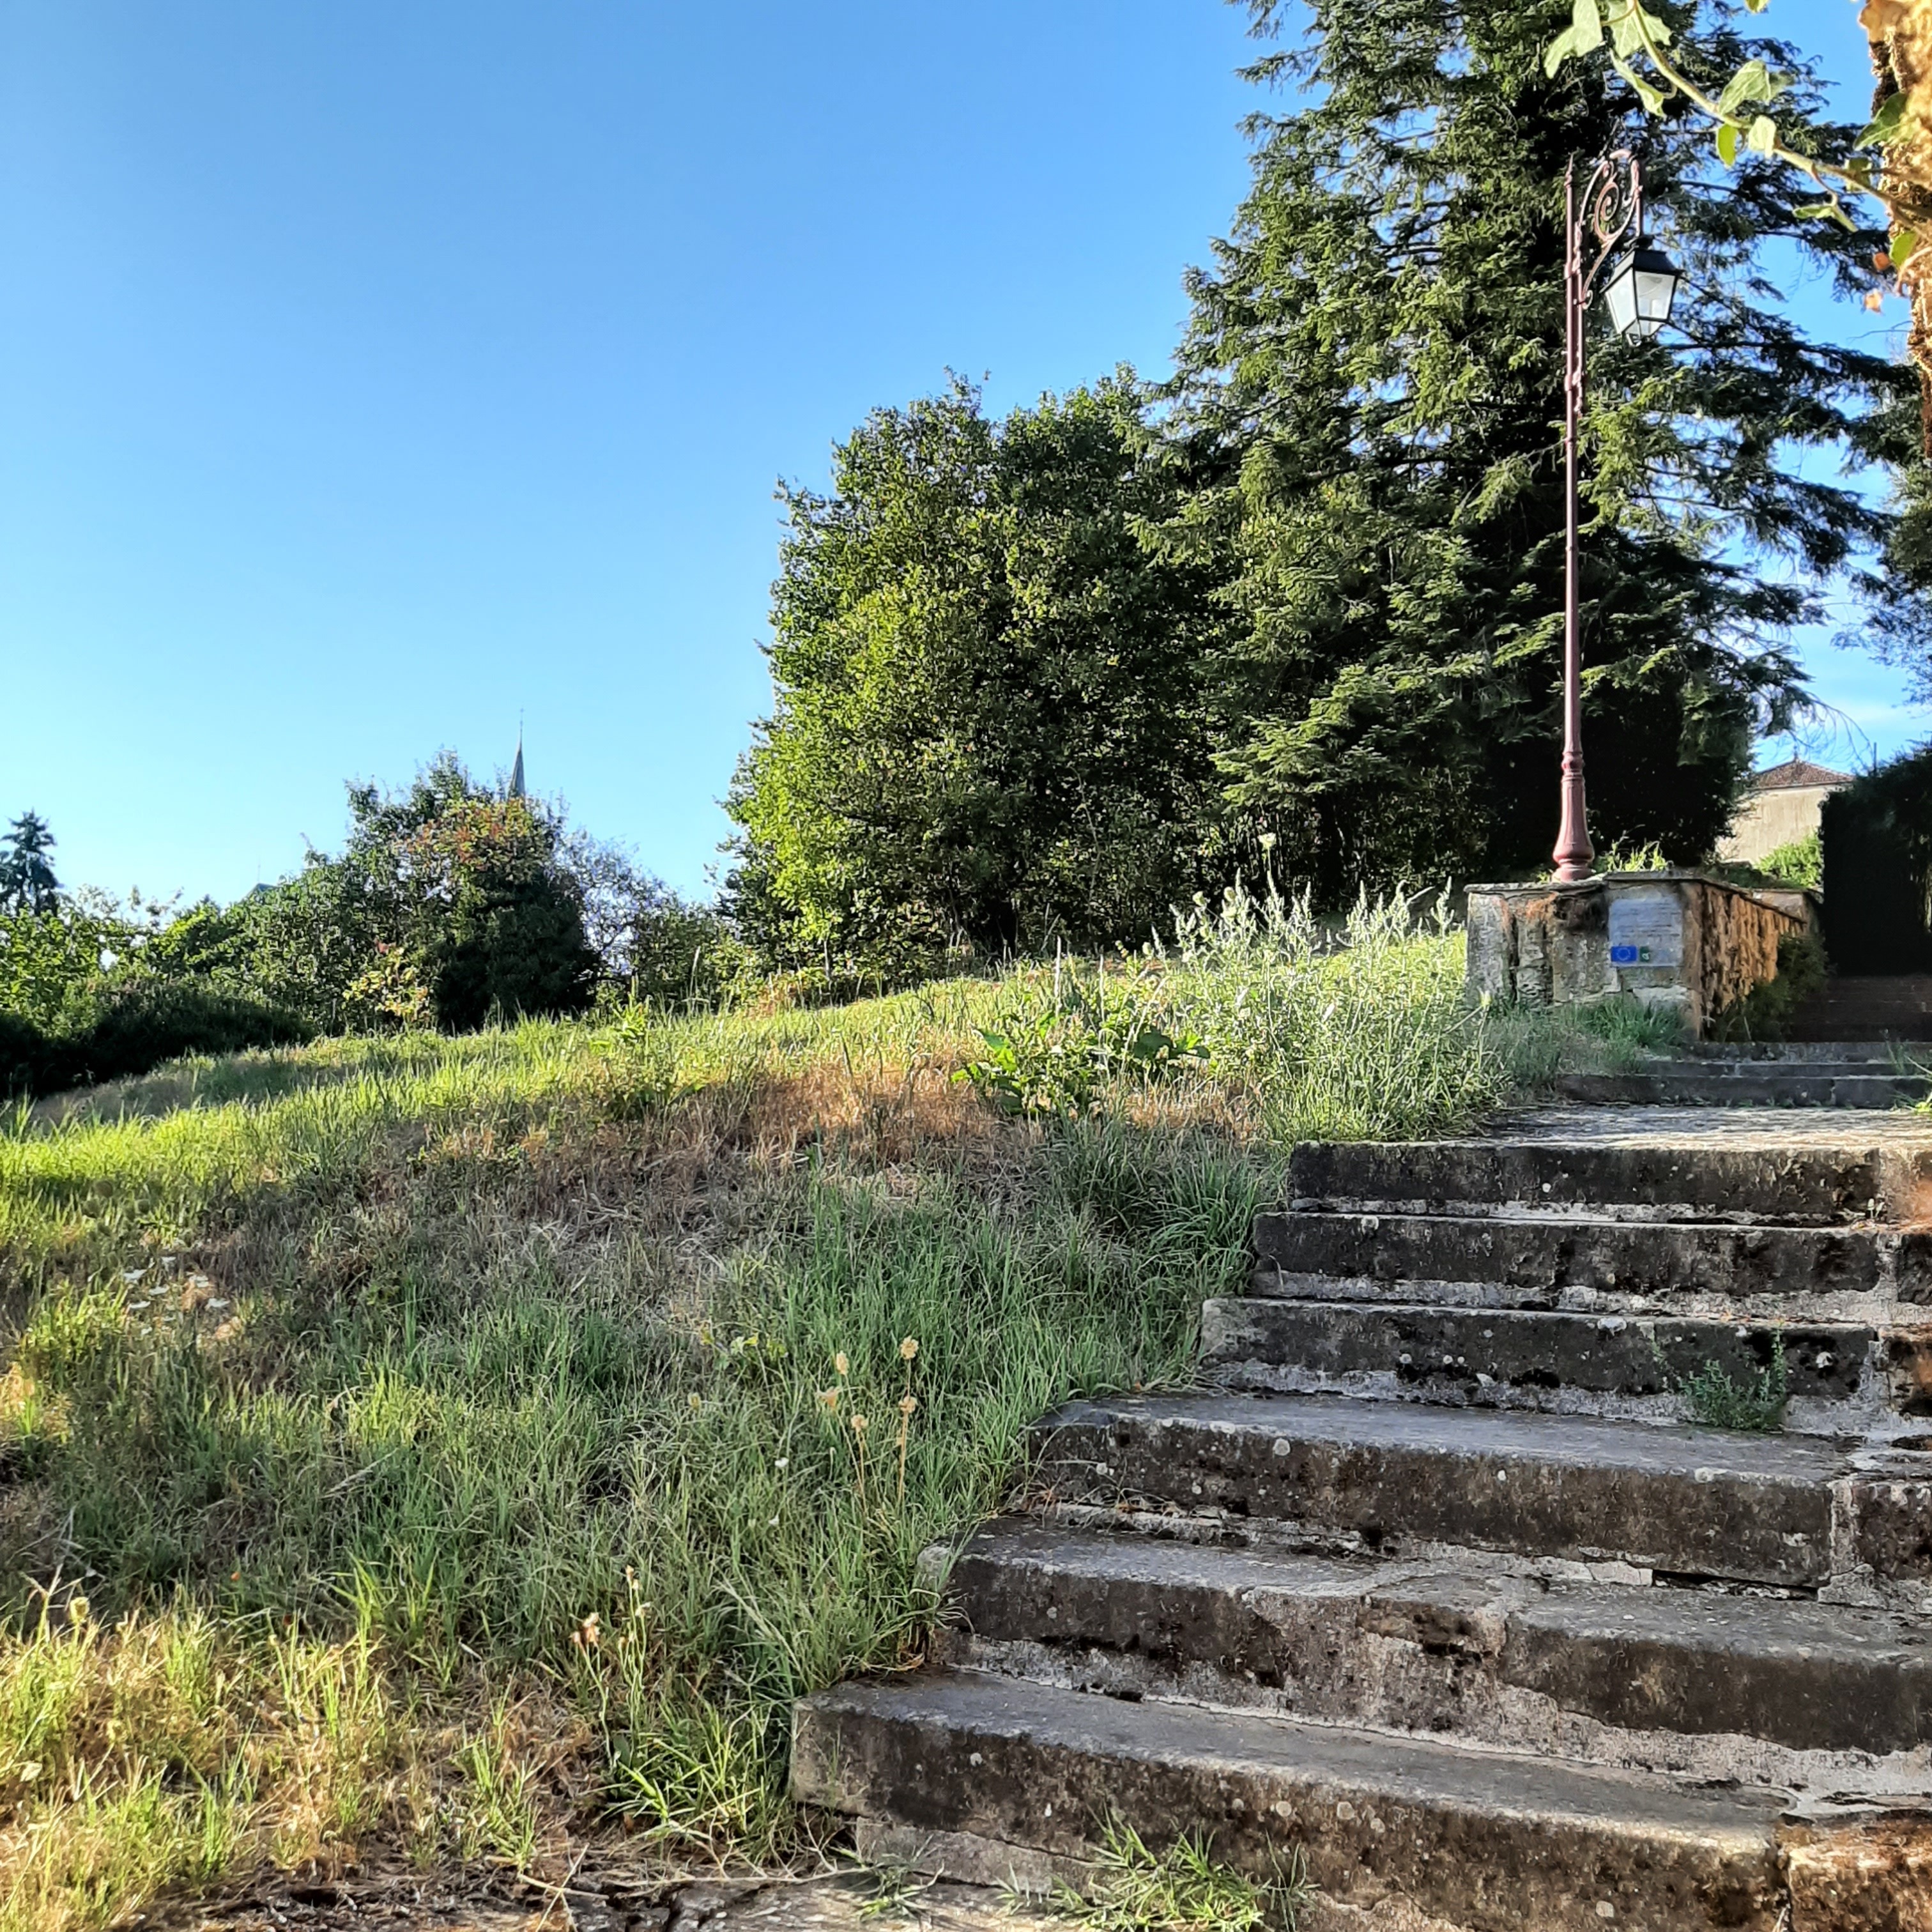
left=1607, top=891, right=1683, bottom=968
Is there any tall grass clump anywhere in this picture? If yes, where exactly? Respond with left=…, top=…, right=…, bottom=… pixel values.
left=957, top=885, right=1502, bottom=1143
left=1165, top=880, right=1504, bottom=1141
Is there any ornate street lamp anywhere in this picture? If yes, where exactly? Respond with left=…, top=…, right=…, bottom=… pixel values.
left=1551, top=151, right=1683, bottom=884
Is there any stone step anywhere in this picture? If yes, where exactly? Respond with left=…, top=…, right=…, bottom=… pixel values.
left=1030, top=1393, right=1852, bottom=1585
left=942, top=1519, right=1932, bottom=1763
left=1252, top=1207, right=1926, bottom=1307
left=1792, top=1022, right=1932, bottom=1044
left=1199, top=1299, right=1878, bottom=1417
left=792, top=1669, right=1790, bottom=1932
left=1688, top=1041, right=1924, bottom=1062
left=1289, top=1127, right=1920, bottom=1222
left=1554, top=1068, right=1928, bottom=1107
left=1669, top=1060, right=1925, bottom=1080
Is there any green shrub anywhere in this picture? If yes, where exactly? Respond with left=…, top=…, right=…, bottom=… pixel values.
left=0, top=895, right=148, bottom=1032
left=1712, top=929, right=1827, bottom=1043
left=0, top=983, right=310, bottom=1098
left=71, top=982, right=311, bottom=1085
left=1755, top=832, right=1821, bottom=889
left=0, top=1011, right=56, bottom=1099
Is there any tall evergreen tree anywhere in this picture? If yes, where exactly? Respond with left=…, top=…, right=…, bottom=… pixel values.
left=1169, top=0, right=1919, bottom=901
left=0, top=813, right=59, bottom=916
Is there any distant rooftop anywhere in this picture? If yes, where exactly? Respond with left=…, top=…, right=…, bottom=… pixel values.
left=1747, top=758, right=1851, bottom=792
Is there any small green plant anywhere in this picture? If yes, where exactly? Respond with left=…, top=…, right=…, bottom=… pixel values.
left=851, top=1851, right=935, bottom=1921
left=1566, top=994, right=1686, bottom=1064
left=1045, top=1816, right=1312, bottom=1932
left=1590, top=840, right=1672, bottom=875
left=959, top=967, right=1206, bottom=1119
left=1655, top=1332, right=1789, bottom=1432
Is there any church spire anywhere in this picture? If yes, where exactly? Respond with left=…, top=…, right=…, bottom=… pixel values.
left=509, top=724, right=525, bottom=801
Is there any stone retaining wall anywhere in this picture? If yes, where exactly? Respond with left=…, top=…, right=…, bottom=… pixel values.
left=1465, top=871, right=1809, bottom=1038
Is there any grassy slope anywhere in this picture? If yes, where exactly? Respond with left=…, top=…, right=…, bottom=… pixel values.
left=0, top=931, right=1662, bottom=1928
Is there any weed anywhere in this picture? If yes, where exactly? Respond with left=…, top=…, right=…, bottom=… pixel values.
left=1162, top=882, right=1506, bottom=1142
left=851, top=1851, right=935, bottom=1921
left=1045, top=1816, right=1313, bottom=1932
left=1654, top=1332, right=1790, bottom=1432
left=1591, top=841, right=1672, bottom=874
left=960, top=960, right=1207, bottom=1119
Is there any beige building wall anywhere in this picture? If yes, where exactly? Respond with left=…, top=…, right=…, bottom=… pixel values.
left=1717, top=784, right=1836, bottom=865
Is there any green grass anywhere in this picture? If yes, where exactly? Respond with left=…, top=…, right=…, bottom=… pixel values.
left=0, top=916, right=1626, bottom=1926
left=1043, top=1817, right=1313, bottom=1932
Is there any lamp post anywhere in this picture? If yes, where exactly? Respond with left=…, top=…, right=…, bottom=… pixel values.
left=1551, top=151, right=1684, bottom=884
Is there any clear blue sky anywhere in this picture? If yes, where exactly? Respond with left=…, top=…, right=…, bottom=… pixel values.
left=0, top=0, right=1917, bottom=905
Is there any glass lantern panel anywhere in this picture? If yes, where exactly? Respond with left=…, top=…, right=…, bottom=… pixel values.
left=1634, top=265, right=1675, bottom=335
left=1602, top=262, right=1640, bottom=337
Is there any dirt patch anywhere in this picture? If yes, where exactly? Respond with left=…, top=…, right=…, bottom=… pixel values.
left=146, top=1870, right=1064, bottom=1932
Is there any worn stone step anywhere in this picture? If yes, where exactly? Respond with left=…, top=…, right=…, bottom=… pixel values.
left=1031, top=1393, right=1848, bottom=1584
left=1659, top=1061, right=1926, bottom=1084
left=942, top=1521, right=1932, bottom=1765
left=1688, top=1042, right=1924, bottom=1062
left=1252, top=1207, right=1926, bottom=1306
left=1787, top=978, right=1932, bottom=1045
left=1554, top=1068, right=1928, bottom=1107
left=1199, top=1299, right=1876, bottom=1416
left=792, top=1669, right=1789, bottom=1932
left=1289, top=1126, right=1920, bottom=1222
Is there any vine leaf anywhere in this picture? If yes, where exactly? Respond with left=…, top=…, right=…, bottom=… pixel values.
left=1859, top=93, right=1909, bottom=149
left=1611, top=52, right=1664, bottom=114
left=1718, top=59, right=1778, bottom=115
left=1544, top=0, right=1604, bottom=75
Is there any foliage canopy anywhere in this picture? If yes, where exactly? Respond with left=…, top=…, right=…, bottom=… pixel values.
left=726, top=0, right=1924, bottom=955
left=727, top=378, right=1223, bottom=969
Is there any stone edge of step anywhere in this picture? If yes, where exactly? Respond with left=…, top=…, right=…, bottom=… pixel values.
left=1023, top=1393, right=1864, bottom=1588
left=792, top=1670, right=1791, bottom=1932
left=935, top=1518, right=1932, bottom=1763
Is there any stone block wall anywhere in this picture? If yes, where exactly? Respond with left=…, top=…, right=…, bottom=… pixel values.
left=1465, top=871, right=1808, bottom=1038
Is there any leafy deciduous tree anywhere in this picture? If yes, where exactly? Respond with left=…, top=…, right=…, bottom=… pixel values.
left=728, top=377, right=1226, bottom=968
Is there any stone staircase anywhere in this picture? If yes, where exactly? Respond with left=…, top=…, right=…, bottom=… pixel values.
left=793, top=1072, right=1932, bottom=1931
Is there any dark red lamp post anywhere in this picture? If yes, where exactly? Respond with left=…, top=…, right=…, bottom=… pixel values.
left=1551, top=151, right=1683, bottom=884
